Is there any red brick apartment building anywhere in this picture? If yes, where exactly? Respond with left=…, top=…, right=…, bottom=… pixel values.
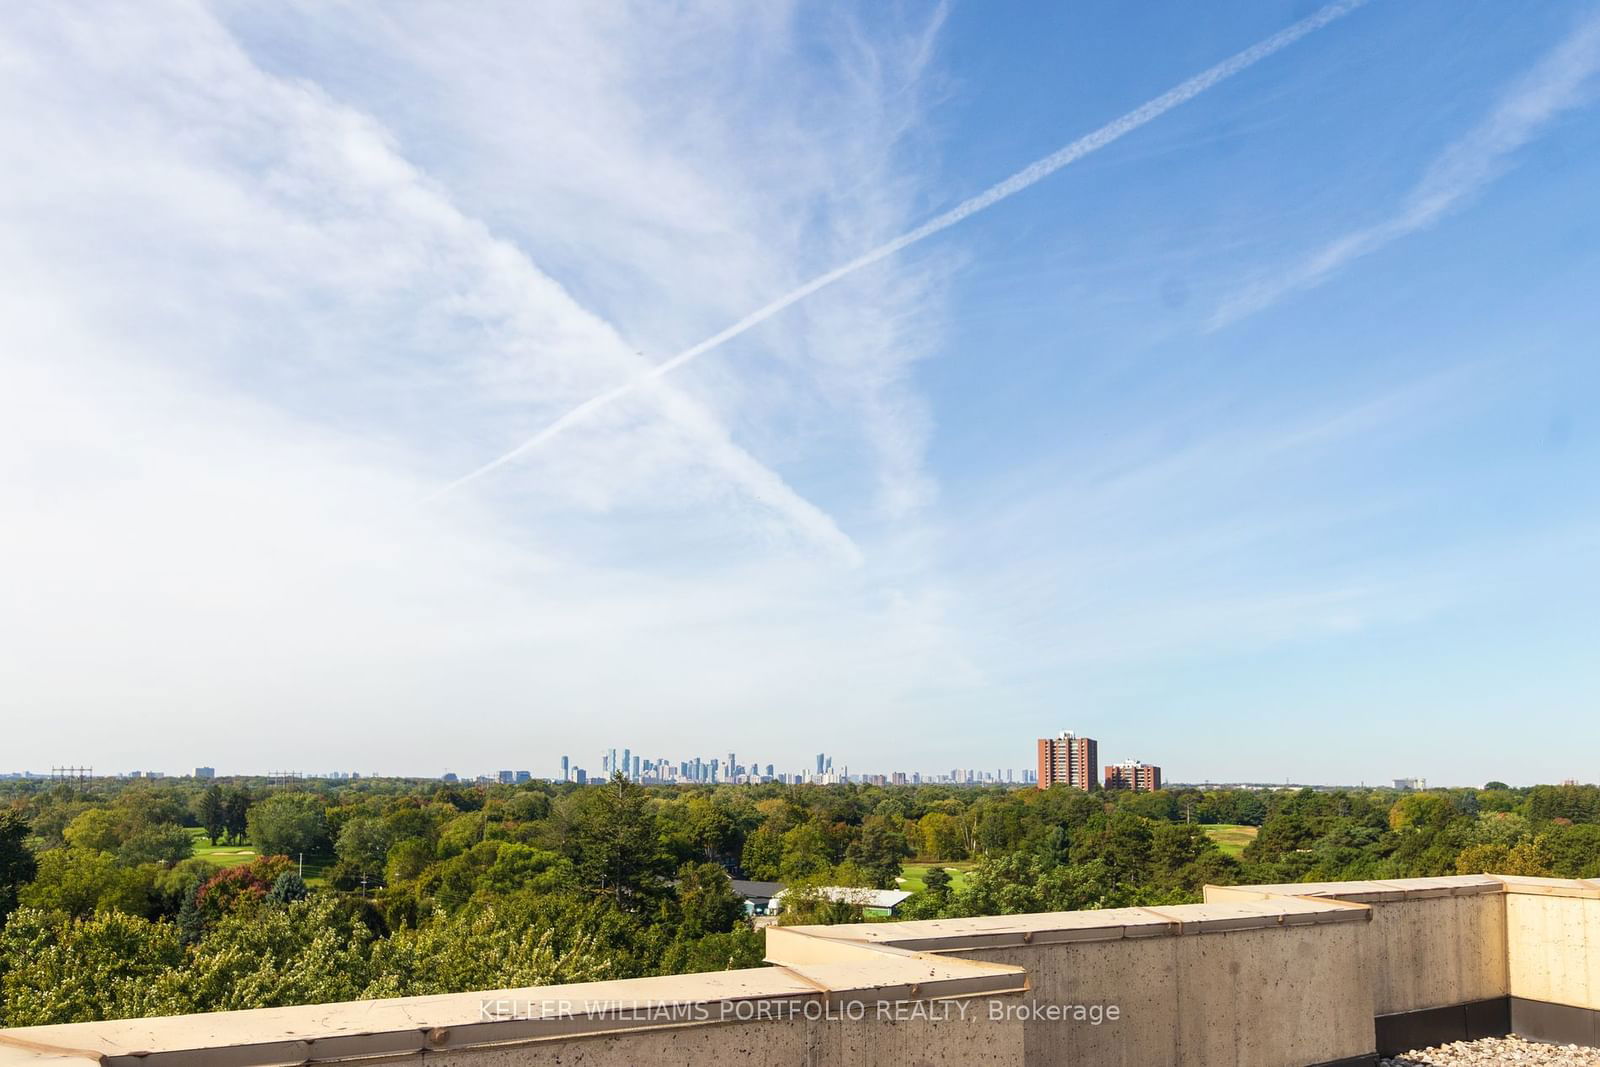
left=1104, top=759, right=1162, bottom=792
left=1036, top=731, right=1097, bottom=790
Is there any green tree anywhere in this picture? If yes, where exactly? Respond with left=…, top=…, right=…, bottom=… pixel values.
left=675, top=862, right=745, bottom=939
left=686, top=799, right=739, bottom=865
left=917, top=812, right=970, bottom=861
left=117, top=825, right=194, bottom=867
left=658, top=928, right=765, bottom=974
left=268, top=871, right=309, bottom=904
left=575, top=775, right=665, bottom=908
left=1098, top=811, right=1155, bottom=883
left=335, top=817, right=395, bottom=879
left=1149, top=823, right=1212, bottom=882
left=63, top=809, right=123, bottom=853
left=180, top=896, right=374, bottom=1012
left=18, top=849, right=152, bottom=919
left=739, top=825, right=783, bottom=881
left=222, top=788, right=252, bottom=845
left=1528, top=785, right=1600, bottom=824
left=774, top=877, right=864, bottom=926
left=1541, top=823, right=1600, bottom=879
left=365, top=904, right=609, bottom=997
left=0, top=811, right=37, bottom=923
left=176, top=877, right=206, bottom=946
left=915, top=865, right=954, bottom=915
left=199, top=785, right=226, bottom=846
left=247, top=793, right=328, bottom=860
left=1455, top=843, right=1511, bottom=875
left=0, top=907, right=188, bottom=1025
left=385, top=837, right=435, bottom=885
left=1035, top=825, right=1071, bottom=870
left=1389, top=793, right=1455, bottom=831
left=1246, top=814, right=1314, bottom=860
left=778, top=822, right=832, bottom=882
left=844, top=817, right=912, bottom=889
left=480, top=843, right=573, bottom=897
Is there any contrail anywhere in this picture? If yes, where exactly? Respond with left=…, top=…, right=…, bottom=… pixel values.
left=1210, top=9, right=1600, bottom=328
left=432, top=0, right=1371, bottom=498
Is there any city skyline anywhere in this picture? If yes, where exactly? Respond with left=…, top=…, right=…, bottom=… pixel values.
left=0, top=734, right=1494, bottom=791
left=4, top=4, right=1600, bottom=786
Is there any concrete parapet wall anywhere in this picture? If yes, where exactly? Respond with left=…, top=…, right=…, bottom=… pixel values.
left=419, top=1012, right=1027, bottom=1067
left=792, top=897, right=1375, bottom=1066
left=0, top=954, right=1028, bottom=1067
left=1505, top=881, right=1600, bottom=1011
left=1364, top=892, right=1507, bottom=1015
left=9, top=876, right=1600, bottom=1067
left=954, top=922, right=1371, bottom=1067
left=1207, top=876, right=1508, bottom=1016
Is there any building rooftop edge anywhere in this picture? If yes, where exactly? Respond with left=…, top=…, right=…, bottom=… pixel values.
left=4, top=874, right=1599, bottom=1065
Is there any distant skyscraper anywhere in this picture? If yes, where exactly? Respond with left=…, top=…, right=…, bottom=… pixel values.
left=1104, top=760, right=1161, bottom=792
left=194, top=766, right=215, bottom=779
left=622, top=748, right=631, bottom=779
left=1037, top=731, right=1098, bottom=791
left=816, top=753, right=825, bottom=776
left=561, top=756, right=569, bottom=782
left=632, top=755, right=641, bottom=780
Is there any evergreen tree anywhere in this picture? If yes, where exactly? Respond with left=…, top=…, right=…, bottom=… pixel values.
left=576, top=774, right=664, bottom=909
left=0, top=810, right=36, bottom=923
left=176, top=878, right=205, bottom=946
left=269, top=871, right=309, bottom=905
left=222, top=788, right=252, bottom=845
left=199, top=785, right=225, bottom=846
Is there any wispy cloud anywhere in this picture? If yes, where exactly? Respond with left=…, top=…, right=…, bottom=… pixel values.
left=0, top=1, right=976, bottom=769
left=1212, top=10, right=1600, bottom=328
left=432, top=0, right=1373, bottom=497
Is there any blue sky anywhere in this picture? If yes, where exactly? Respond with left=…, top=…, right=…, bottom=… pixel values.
left=2, top=1, right=1597, bottom=784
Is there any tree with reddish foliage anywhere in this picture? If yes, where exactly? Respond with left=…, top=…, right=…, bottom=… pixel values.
left=193, top=856, right=293, bottom=925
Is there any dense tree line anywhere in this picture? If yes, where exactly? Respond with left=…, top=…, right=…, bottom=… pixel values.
left=1, top=775, right=1597, bottom=1027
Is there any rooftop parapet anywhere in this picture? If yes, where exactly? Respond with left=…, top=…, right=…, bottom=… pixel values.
left=772, top=893, right=1369, bottom=955
left=3, top=875, right=1599, bottom=1066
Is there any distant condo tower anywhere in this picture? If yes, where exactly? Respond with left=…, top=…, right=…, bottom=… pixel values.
left=1037, top=731, right=1097, bottom=791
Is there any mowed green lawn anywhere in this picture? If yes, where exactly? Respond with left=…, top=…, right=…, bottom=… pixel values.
left=897, top=863, right=976, bottom=894
left=1202, top=824, right=1258, bottom=857
left=186, top=827, right=259, bottom=866
left=183, top=828, right=332, bottom=886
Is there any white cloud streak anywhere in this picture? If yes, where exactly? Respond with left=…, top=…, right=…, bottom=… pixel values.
left=0, top=1, right=978, bottom=771
left=1212, top=9, right=1600, bottom=328
left=431, top=0, right=1374, bottom=497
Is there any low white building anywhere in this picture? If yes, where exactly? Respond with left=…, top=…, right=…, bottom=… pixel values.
left=770, top=886, right=912, bottom=917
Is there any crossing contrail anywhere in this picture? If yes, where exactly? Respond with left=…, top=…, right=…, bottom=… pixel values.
left=432, top=0, right=1372, bottom=498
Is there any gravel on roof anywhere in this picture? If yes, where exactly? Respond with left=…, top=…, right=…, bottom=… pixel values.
left=1381, top=1035, right=1600, bottom=1066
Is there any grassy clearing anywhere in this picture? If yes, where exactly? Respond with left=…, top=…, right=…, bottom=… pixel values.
left=184, top=828, right=331, bottom=885
left=1202, top=824, right=1258, bottom=857
left=186, top=827, right=259, bottom=866
left=897, top=862, right=976, bottom=894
